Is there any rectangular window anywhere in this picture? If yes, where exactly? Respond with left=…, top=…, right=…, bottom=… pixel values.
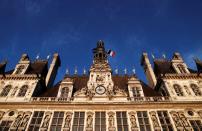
left=157, top=111, right=173, bottom=131
left=137, top=111, right=151, bottom=131
left=189, top=120, right=202, bottom=131
left=0, top=120, right=13, bottom=131
left=132, top=87, right=141, bottom=97
left=95, top=112, right=106, bottom=131
left=72, top=112, right=85, bottom=131
left=116, top=111, right=128, bottom=131
left=50, top=112, right=64, bottom=131
left=28, top=111, right=44, bottom=131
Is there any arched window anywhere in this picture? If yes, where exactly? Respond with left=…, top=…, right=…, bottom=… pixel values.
left=0, top=85, right=12, bottom=97
left=190, top=84, right=201, bottom=96
left=17, top=85, right=28, bottom=97
left=173, top=84, right=184, bottom=96
left=61, top=87, right=69, bottom=98
left=177, top=64, right=187, bottom=74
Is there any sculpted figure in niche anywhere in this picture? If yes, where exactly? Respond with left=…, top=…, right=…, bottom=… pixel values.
left=108, top=113, right=115, bottom=127
left=171, top=113, right=182, bottom=127
left=42, top=112, right=52, bottom=128
left=86, top=115, right=93, bottom=128
left=86, top=112, right=94, bottom=131
left=150, top=112, right=160, bottom=128
left=108, top=112, right=116, bottom=131
left=13, top=114, right=24, bottom=127
left=130, top=115, right=137, bottom=128
left=0, top=111, right=5, bottom=120
left=20, top=115, right=30, bottom=128
left=64, top=112, right=73, bottom=130
left=179, top=113, right=190, bottom=127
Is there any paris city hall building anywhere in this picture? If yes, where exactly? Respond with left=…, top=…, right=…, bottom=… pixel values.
left=0, top=41, right=202, bottom=131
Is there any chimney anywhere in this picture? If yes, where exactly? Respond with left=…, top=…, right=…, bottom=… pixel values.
left=141, top=52, right=157, bottom=88
left=46, top=53, right=61, bottom=88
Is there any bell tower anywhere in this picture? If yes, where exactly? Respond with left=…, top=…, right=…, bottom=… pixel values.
left=87, top=40, right=114, bottom=100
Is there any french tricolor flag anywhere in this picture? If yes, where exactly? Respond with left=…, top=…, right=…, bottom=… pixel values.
left=108, top=50, right=116, bottom=57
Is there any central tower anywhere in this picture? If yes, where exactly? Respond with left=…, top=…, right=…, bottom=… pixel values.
left=87, top=40, right=114, bottom=100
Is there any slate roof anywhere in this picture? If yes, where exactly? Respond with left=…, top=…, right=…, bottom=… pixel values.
left=153, top=59, right=175, bottom=77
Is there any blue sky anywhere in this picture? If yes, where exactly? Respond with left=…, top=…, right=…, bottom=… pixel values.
left=0, top=0, right=202, bottom=83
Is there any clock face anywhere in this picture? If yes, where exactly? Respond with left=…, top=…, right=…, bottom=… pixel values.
left=95, top=86, right=106, bottom=95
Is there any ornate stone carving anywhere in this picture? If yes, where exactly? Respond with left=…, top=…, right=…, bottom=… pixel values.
left=86, top=112, right=94, bottom=131
left=184, top=86, right=191, bottom=95
left=0, top=111, right=5, bottom=120
left=106, top=85, right=114, bottom=100
left=170, top=111, right=191, bottom=130
left=178, top=111, right=190, bottom=127
left=12, top=111, right=24, bottom=128
left=128, top=112, right=138, bottom=131
left=108, top=112, right=116, bottom=131
left=63, top=112, right=73, bottom=131
left=19, top=111, right=32, bottom=129
left=149, top=111, right=161, bottom=131
left=86, top=88, right=95, bottom=100
left=41, top=112, right=52, bottom=129
left=11, top=86, right=18, bottom=96
left=170, top=111, right=183, bottom=128
left=197, top=110, right=202, bottom=118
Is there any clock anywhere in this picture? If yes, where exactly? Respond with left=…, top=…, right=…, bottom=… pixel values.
left=95, top=86, right=106, bottom=95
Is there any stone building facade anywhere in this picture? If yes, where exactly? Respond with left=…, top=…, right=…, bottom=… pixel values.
left=0, top=40, right=202, bottom=131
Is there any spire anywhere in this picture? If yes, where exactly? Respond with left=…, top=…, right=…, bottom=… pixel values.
left=92, top=40, right=108, bottom=63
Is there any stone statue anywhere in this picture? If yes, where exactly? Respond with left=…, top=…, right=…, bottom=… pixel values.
left=130, top=115, right=137, bottom=128
left=170, top=112, right=182, bottom=127
left=64, top=112, right=73, bottom=130
left=179, top=113, right=190, bottom=127
left=13, top=114, right=23, bottom=127
left=20, top=115, right=30, bottom=128
left=86, top=112, right=94, bottom=131
left=108, top=112, right=115, bottom=131
left=149, top=112, right=160, bottom=128
left=42, top=112, right=52, bottom=128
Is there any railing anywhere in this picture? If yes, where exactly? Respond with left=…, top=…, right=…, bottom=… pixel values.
left=31, top=97, right=71, bottom=102
left=131, top=96, right=170, bottom=102
left=31, top=96, right=171, bottom=103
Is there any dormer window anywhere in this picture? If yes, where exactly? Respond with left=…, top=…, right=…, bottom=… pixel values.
left=132, top=87, right=141, bottom=97
left=173, top=84, right=184, bottom=96
left=61, top=87, right=69, bottom=98
left=177, top=64, right=187, bottom=74
left=190, top=84, right=201, bottom=96
left=18, top=85, right=28, bottom=97
left=15, top=65, right=25, bottom=74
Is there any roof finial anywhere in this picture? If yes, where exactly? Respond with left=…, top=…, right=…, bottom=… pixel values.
left=83, top=68, right=87, bottom=75
left=65, top=68, right=69, bottom=75
left=115, top=68, right=118, bottom=75
left=74, top=66, right=78, bottom=75
left=162, top=53, right=166, bottom=59
left=36, top=53, right=40, bottom=60
left=124, top=68, right=127, bottom=75
left=151, top=53, right=155, bottom=59
left=47, top=54, right=51, bottom=60
left=132, top=67, right=136, bottom=74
